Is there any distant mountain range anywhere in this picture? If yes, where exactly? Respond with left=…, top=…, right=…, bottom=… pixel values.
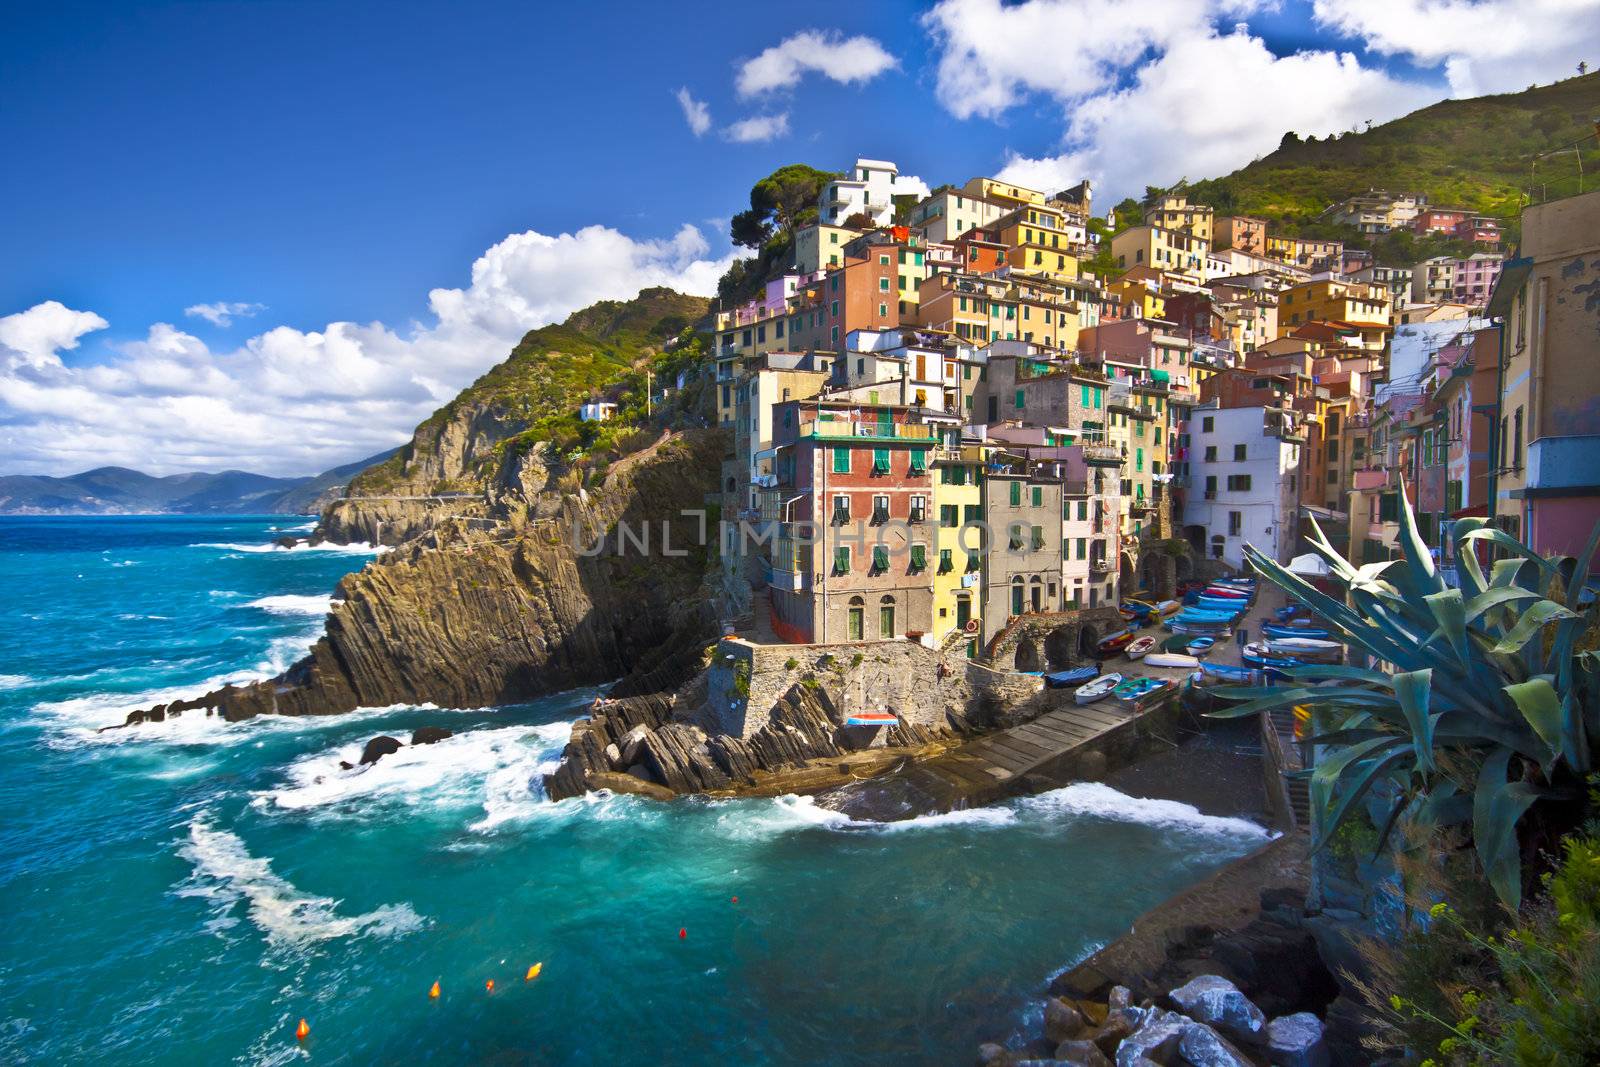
left=0, top=449, right=399, bottom=516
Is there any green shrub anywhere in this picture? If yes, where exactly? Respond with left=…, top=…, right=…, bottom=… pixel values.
left=784, top=657, right=799, bottom=671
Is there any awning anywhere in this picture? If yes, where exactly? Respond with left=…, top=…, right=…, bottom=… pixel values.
left=1150, top=370, right=1171, bottom=383
left=1288, top=553, right=1332, bottom=577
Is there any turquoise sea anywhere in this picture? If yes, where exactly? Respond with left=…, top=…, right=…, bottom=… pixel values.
left=0, top=515, right=1272, bottom=1065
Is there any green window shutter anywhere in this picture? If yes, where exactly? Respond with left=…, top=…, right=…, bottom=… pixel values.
left=1095, top=389, right=1103, bottom=409
left=964, top=504, right=982, bottom=523
left=834, top=547, right=849, bottom=573
left=1136, top=448, right=1144, bottom=472
left=940, top=505, right=958, bottom=527
left=939, top=548, right=953, bottom=573
left=1015, top=389, right=1025, bottom=408
left=873, top=448, right=890, bottom=473
left=1031, top=486, right=1042, bottom=507
left=1009, top=481, right=1021, bottom=506
left=1077, top=538, right=1087, bottom=559
left=1031, top=525, right=1044, bottom=549
left=1077, top=500, right=1087, bottom=520
left=833, top=446, right=851, bottom=473
left=872, top=546, right=889, bottom=571
left=910, top=544, right=926, bottom=570
left=909, top=450, right=926, bottom=473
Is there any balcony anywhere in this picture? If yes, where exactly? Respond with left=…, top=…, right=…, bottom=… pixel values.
left=800, top=419, right=935, bottom=441
left=1082, top=444, right=1122, bottom=466
left=1090, top=559, right=1111, bottom=575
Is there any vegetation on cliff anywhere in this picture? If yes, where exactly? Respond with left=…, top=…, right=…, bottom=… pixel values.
left=350, top=287, right=712, bottom=495
left=1138, top=73, right=1600, bottom=264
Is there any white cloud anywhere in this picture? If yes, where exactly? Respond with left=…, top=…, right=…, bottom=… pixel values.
left=922, top=0, right=1437, bottom=205
left=0, top=301, right=108, bottom=369
left=997, top=26, right=1432, bottom=204
left=722, top=112, right=791, bottom=144
left=735, top=30, right=897, bottom=96
left=0, top=225, right=734, bottom=477
left=674, top=86, right=712, bottom=136
left=183, top=301, right=266, bottom=327
left=1312, top=0, right=1600, bottom=96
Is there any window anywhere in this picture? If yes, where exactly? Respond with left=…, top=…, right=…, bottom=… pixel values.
left=1234, top=444, right=1247, bottom=461
left=1228, top=511, right=1242, bottom=536
left=1513, top=406, right=1524, bottom=467
left=833, top=447, right=851, bottom=474
left=1015, top=388, right=1025, bottom=409
left=1227, top=474, right=1252, bottom=491
left=966, top=548, right=981, bottom=572
left=1031, top=525, right=1045, bottom=550
left=871, top=546, right=890, bottom=574
left=1009, top=481, right=1022, bottom=506
left=1031, top=486, right=1043, bottom=507
left=871, top=495, right=889, bottom=523
left=832, top=495, right=850, bottom=523
left=1077, top=500, right=1087, bottom=521
left=879, top=597, right=895, bottom=638
left=938, top=548, right=953, bottom=573
left=909, top=544, right=927, bottom=572
left=872, top=448, right=890, bottom=475
left=833, top=546, right=850, bottom=575
left=1205, top=475, right=1217, bottom=495
left=1204, top=445, right=1217, bottom=462
left=940, top=504, right=959, bottom=528
left=909, top=495, right=927, bottom=523
left=1203, top=416, right=1214, bottom=432
left=1076, top=537, right=1087, bottom=560
left=909, top=451, right=926, bottom=475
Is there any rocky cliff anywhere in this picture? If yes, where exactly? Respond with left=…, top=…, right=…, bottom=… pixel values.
left=123, top=430, right=726, bottom=725
left=318, top=287, right=711, bottom=546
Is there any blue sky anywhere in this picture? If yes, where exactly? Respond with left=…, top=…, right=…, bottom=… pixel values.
left=2, top=0, right=1593, bottom=476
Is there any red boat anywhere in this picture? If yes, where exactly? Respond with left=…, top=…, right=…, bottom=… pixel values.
left=1203, top=586, right=1250, bottom=599
left=1096, top=629, right=1136, bottom=656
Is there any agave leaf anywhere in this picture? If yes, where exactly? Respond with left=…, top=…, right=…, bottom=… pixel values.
left=1422, top=590, right=1470, bottom=666
left=1310, top=735, right=1406, bottom=840
left=1565, top=522, right=1600, bottom=610
left=1463, top=585, right=1541, bottom=624
left=1464, top=529, right=1561, bottom=579
left=1394, top=670, right=1438, bottom=774
left=1503, top=677, right=1565, bottom=769
left=1318, top=746, right=1415, bottom=855
left=1244, top=546, right=1416, bottom=667
left=1490, top=600, right=1578, bottom=655
left=1278, top=665, right=1397, bottom=687
left=1472, top=748, right=1542, bottom=910
left=1305, top=726, right=1399, bottom=747
left=1560, top=687, right=1590, bottom=775
left=1391, top=483, right=1447, bottom=602
left=1414, top=780, right=1472, bottom=830
left=1453, top=517, right=1489, bottom=600
left=1371, top=790, right=1411, bottom=857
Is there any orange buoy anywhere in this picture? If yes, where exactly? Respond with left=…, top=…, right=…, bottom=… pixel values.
left=731, top=896, right=738, bottom=904
left=525, top=963, right=542, bottom=981
left=678, top=927, right=687, bottom=940
left=485, top=978, right=495, bottom=993
left=429, top=980, right=440, bottom=999
left=295, top=1019, right=310, bottom=1041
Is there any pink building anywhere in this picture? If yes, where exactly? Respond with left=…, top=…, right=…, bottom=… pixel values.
left=1413, top=208, right=1470, bottom=235
left=1450, top=254, right=1502, bottom=306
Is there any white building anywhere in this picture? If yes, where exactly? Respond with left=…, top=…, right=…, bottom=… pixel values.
left=579, top=400, right=617, bottom=422
left=1182, top=403, right=1303, bottom=568
left=818, top=159, right=926, bottom=228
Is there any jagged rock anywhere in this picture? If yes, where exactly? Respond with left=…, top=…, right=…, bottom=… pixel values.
left=1108, top=986, right=1133, bottom=1012
left=1089, top=1010, right=1139, bottom=1056
left=705, top=734, right=761, bottom=784
left=273, top=535, right=299, bottom=548
left=1168, top=975, right=1266, bottom=1046
left=626, top=763, right=652, bottom=780
left=1206, top=919, right=1339, bottom=1017
left=1176, top=1020, right=1253, bottom=1067
left=604, top=742, right=624, bottom=770
left=618, top=723, right=651, bottom=766
left=411, top=726, right=453, bottom=745
left=1113, top=1007, right=1187, bottom=1066
left=1045, top=998, right=1087, bottom=1043
left=1053, top=1038, right=1111, bottom=1066
left=586, top=770, right=675, bottom=801
left=1266, top=1013, right=1328, bottom=1067
left=338, top=760, right=354, bottom=771
left=639, top=723, right=731, bottom=794
left=359, top=735, right=403, bottom=765
left=976, top=1043, right=1009, bottom=1066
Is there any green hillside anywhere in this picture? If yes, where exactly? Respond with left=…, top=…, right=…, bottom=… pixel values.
left=352, top=287, right=710, bottom=491
left=1183, top=72, right=1600, bottom=257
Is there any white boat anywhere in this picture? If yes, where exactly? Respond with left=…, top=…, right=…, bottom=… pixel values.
left=1266, top=637, right=1344, bottom=656
left=1075, top=673, right=1123, bottom=704
left=1144, top=651, right=1201, bottom=669
left=1125, top=635, right=1158, bottom=659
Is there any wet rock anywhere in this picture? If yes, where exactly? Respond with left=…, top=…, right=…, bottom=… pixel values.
left=1089, top=1010, right=1139, bottom=1056
left=1207, top=918, right=1338, bottom=1017
left=586, top=770, right=675, bottom=802
left=1113, top=1007, right=1186, bottom=1066
left=1176, top=1020, right=1253, bottom=1067
left=1266, top=1012, right=1328, bottom=1067
left=1045, top=998, right=1087, bottom=1043
left=618, top=723, right=651, bottom=766
left=1168, top=975, right=1266, bottom=1046
left=411, top=726, right=453, bottom=746
left=338, top=760, right=354, bottom=771
left=359, top=735, right=403, bottom=765
left=604, top=742, right=624, bottom=770
left=976, top=1042, right=1009, bottom=1066
left=1053, top=1038, right=1111, bottom=1066
left=273, top=535, right=299, bottom=549
left=1107, top=986, right=1133, bottom=1012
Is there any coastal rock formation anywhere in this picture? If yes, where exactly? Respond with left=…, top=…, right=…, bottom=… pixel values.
left=118, top=430, right=724, bottom=725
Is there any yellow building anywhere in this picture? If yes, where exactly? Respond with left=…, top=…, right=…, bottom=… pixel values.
left=1278, top=278, right=1391, bottom=329
left=793, top=223, right=860, bottom=273
left=1143, top=194, right=1214, bottom=243
left=1111, top=225, right=1209, bottom=280
left=931, top=443, right=986, bottom=646
left=1108, top=273, right=1166, bottom=321
left=963, top=176, right=1046, bottom=209
left=997, top=202, right=1081, bottom=282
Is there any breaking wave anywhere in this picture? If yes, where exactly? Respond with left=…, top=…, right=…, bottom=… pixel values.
left=241, top=594, right=339, bottom=616
left=194, top=541, right=384, bottom=556
left=176, top=818, right=425, bottom=947
left=1019, top=782, right=1274, bottom=841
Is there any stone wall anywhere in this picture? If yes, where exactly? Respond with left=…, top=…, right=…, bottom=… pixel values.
left=986, top=605, right=1125, bottom=672
left=706, top=636, right=974, bottom=739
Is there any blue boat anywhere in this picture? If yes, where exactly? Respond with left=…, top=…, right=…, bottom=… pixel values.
left=1187, top=636, right=1216, bottom=656
left=1262, top=622, right=1331, bottom=640
left=1198, top=662, right=1256, bottom=683
left=1196, top=597, right=1249, bottom=613
left=1045, top=666, right=1100, bottom=688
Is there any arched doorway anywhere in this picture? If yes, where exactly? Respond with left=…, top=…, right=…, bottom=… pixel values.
left=847, top=595, right=865, bottom=641
left=1044, top=626, right=1076, bottom=668
left=878, top=595, right=896, bottom=639
left=1077, top=622, right=1102, bottom=660
left=1014, top=635, right=1040, bottom=672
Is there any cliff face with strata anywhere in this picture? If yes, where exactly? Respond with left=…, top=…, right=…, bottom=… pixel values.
left=128, top=430, right=724, bottom=725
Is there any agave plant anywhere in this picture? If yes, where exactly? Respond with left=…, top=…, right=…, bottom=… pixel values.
left=1209, top=485, right=1600, bottom=909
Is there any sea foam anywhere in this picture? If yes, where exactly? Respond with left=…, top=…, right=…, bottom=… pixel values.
left=176, top=817, right=425, bottom=947
left=195, top=540, right=385, bottom=556
left=241, top=594, right=339, bottom=616
left=1019, top=782, right=1273, bottom=841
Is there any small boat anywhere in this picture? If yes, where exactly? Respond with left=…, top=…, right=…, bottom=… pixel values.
left=1075, top=673, right=1123, bottom=704
left=1097, top=629, right=1136, bottom=656
left=1145, top=651, right=1201, bottom=669
left=1262, top=622, right=1331, bottom=640
left=1111, top=676, right=1175, bottom=706
left=1203, top=586, right=1250, bottom=599
left=1045, top=665, right=1099, bottom=688
left=1186, top=636, right=1216, bottom=656
left=1125, top=635, right=1158, bottom=659
left=1197, top=662, right=1256, bottom=683
left=1241, top=642, right=1309, bottom=670
left=1155, top=599, right=1182, bottom=618
left=844, top=711, right=899, bottom=727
